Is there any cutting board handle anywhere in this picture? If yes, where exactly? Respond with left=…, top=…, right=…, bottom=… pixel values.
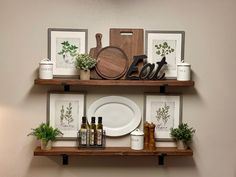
left=120, top=31, right=133, bottom=36
left=96, top=33, right=102, bottom=48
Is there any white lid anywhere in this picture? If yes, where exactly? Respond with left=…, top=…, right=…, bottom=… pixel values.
left=39, top=58, right=53, bottom=65
left=131, top=129, right=144, bottom=136
left=177, top=60, right=190, bottom=66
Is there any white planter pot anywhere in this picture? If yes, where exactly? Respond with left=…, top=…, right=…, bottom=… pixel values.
left=80, top=70, right=90, bottom=80
left=176, top=140, right=187, bottom=150
left=40, top=140, right=52, bottom=150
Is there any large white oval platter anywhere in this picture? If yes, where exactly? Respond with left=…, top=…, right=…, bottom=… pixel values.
left=87, top=96, right=141, bottom=137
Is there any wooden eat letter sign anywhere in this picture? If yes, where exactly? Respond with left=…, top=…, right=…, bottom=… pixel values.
left=125, top=55, right=167, bottom=80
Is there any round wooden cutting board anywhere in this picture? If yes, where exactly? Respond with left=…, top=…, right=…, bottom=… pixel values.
left=95, top=46, right=129, bottom=80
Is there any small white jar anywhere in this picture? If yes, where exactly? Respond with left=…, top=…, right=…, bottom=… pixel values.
left=39, top=59, right=53, bottom=79
left=130, top=129, right=144, bottom=150
left=177, top=62, right=191, bottom=81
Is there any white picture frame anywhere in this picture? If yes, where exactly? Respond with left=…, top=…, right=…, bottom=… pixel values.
left=145, top=31, right=185, bottom=78
left=144, top=94, right=181, bottom=141
left=48, top=28, right=88, bottom=77
left=47, top=92, right=85, bottom=139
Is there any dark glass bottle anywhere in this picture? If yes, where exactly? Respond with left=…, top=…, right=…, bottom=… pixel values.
left=96, top=117, right=103, bottom=146
left=80, top=116, right=88, bottom=147
left=89, top=117, right=96, bottom=146
left=86, top=117, right=90, bottom=145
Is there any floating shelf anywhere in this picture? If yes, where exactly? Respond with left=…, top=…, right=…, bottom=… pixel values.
left=34, top=146, right=193, bottom=165
left=33, top=79, right=194, bottom=166
left=34, top=78, right=194, bottom=87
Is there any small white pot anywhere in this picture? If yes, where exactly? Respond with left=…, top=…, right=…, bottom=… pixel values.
left=79, top=70, right=90, bottom=80
left=177, top=62, right=191, bottom=81
left=39, top=59, right=53, bottom=79
left=176, top=140, right=188, bottom=150
left=130, top=129, right=144, bottom=150
left=40, top=140, right=52, bottom=150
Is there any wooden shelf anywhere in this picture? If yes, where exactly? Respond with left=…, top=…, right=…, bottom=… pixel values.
left=34, top=146, right=193, bottom=156
left=34, top=78, right=194, bottom=87
left=34, top=146, right=193, bottom=165
left=33, top=79, right=194, bottom=165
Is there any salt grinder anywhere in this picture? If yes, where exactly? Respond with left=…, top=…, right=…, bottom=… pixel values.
left=144, top=121, right=150, bottom=150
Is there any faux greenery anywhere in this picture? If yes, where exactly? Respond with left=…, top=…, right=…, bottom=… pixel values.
left=58, top=41, right=78, bottom=58
left=155, top=42, right=175, bottom=57
left=156, top=103, right=170, bottom=125
left=74, top=53, right=96, bottom=71
left=60, top=102, right=74, bottom=126
left=170, top=123, right=195, bottom=142
left=28, top=123, right=63, bottom=142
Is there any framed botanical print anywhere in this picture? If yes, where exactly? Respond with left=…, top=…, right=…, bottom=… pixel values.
left=144, top=94, right=182, bottom=141
left=47, top=92, right=85, bottom=139
left=48, top=28, right=88, bottom=77
left=145, top=31, right=185, bottom=78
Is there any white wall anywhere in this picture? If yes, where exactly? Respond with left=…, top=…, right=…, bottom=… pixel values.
left=0, top=0, right=236, bottom=177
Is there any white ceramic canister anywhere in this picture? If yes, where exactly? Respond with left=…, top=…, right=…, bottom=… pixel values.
left=130, top=129, right=144, bottom=150
left=39, top=59, right=53, bottom=79
left=177, top=61, right=191, bottom=81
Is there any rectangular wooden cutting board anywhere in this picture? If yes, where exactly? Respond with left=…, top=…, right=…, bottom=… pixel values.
left=110, top=28, right=144, bottom=78
left=110, top=28, right=144, bottom=65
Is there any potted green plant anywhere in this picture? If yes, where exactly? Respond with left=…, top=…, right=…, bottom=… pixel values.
left=28, top=123, right=63, bottom=150
left=170, top=123, right=195, bottom=150
left=74, top=53, right=96, bottom=80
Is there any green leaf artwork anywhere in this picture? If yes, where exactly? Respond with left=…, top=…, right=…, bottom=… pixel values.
left=156, top=103, right=170, bottom=125
left=60, top=105, right=65, bottom=125
left=65, top=102, right=73, bottom=125
left=58, top=41, right=79, bottom=64
left=60, top=102, right=74, bottom=127
left=155, top=42, right=174, bottom=57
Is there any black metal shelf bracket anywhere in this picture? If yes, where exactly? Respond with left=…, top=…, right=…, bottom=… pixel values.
left=62, top=154, right=69, bottom=165
left=64, top=85, right=70, bottom=92
left=160, top=86, right=166, bottom=93
left=158, top=153, right=167, bottom=165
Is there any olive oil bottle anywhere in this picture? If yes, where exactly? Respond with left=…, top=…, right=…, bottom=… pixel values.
left=96, top=117, right=103, bottom=146
left=80, top=116, right=88, bottom=147
left=89, top=117, right=96, bottom=146
left=86, top=117, right=90, bottom=145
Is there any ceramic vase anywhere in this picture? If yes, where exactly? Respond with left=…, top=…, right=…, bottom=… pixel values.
left=40, top=140, right=52, bottom=150
left=176, top=140, right=187, bottom=150
left=80, top=70, right=90, bottom=80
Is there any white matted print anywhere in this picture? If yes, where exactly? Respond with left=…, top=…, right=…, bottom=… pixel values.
left=145, top=94, right=181, bottom=141
left=48, top=28, right=88, bottom=76
left=145, top=31, right=185, bottom=78
left=48, top=92, right=85, bottom=139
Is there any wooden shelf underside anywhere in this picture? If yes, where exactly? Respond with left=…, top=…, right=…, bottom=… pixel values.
left=34, top=79, right=194, bottom=87
left=34, top=147, right=193, bottom=156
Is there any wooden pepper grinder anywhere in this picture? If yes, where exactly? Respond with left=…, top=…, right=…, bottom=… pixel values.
left=144, top=121, right=150, bottom=150
left=149, top=123, right=156, bottom=150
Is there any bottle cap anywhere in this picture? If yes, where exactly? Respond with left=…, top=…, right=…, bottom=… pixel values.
left=82, top=116, right=87, bottom=123
left=91, top=117, right=95, bottom=123
left=98, top=117, right=102, bottom=123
